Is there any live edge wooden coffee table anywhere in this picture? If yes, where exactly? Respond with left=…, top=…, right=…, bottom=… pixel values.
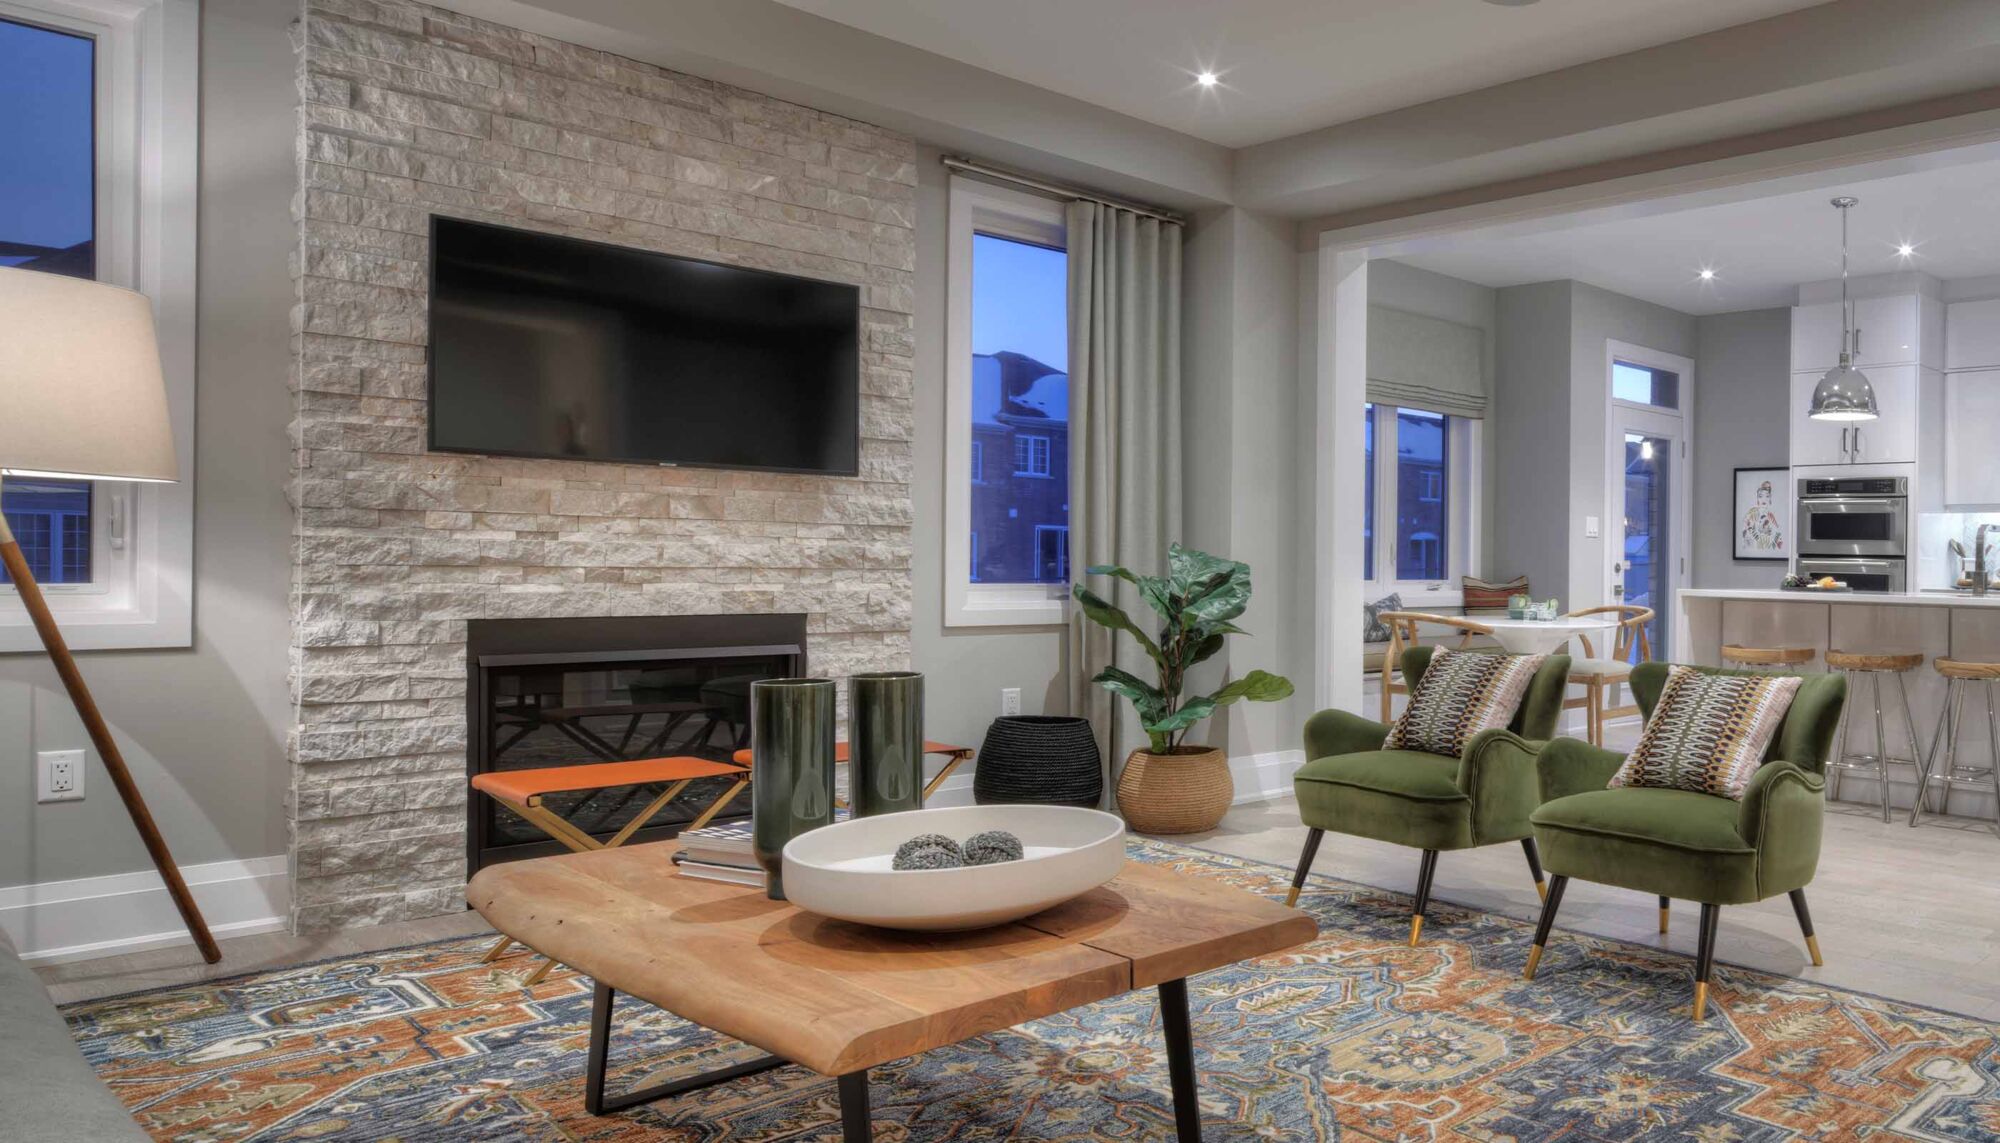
left=468, top=842, right=1315, bottom=1141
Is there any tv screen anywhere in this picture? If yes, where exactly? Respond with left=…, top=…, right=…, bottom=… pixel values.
left=427, top=216, right=860, bottom=475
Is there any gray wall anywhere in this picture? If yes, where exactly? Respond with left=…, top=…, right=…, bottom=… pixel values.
left=1367, top=261, right=1500, bottom=580
left=1493, top=282, right=1575, bottom=602
left=909, top=150, right=1068, bottom=764
left=0, top=0, right=296, bottom=888
left=1692, top=308, right=1793, bottom=589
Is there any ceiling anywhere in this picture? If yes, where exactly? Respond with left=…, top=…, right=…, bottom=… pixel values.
left=768, top=0, right=1830, bottom=148
left=1383, top=144, right=2000, bottom=315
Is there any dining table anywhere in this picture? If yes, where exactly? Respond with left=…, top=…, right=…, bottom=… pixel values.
left=1479, top=614, right=1623, bottom=655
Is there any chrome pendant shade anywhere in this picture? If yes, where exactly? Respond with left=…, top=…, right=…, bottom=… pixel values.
left=1809, top=196, right=1878, bottom=422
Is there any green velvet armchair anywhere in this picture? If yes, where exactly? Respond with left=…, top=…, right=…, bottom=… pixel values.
left=1289, top=646, right=1572, bottom=945
left=1524, top=662, right=1846, bottom=1020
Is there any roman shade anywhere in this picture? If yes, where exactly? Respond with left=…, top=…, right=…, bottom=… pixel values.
left=1367, top=305, right=1486, bottom=419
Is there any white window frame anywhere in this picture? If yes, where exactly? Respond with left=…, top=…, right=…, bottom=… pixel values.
left=1363, top=403, right=1480, bottom=608
left=944, top=176, right=1068, bottom=627
left=0, top=0, right=194, bottom=651
left=1603, top=339, right=1694, bottom=655
left=1013, top=433, right=1052, bottom=478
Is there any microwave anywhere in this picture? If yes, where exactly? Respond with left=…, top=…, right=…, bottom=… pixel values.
left=1796, top=477, right=1908, bottom=559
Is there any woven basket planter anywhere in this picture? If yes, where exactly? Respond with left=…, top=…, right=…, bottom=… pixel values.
left=1116, top=746, right=1232, bottom=834
left=972, top=716, right=1103, bottom=807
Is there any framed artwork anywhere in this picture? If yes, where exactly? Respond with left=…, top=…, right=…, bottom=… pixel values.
left=1733, top=467, right=1790, bottom=561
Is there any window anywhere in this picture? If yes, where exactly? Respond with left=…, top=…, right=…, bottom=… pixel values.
left=0, top=0, right=196, bottom=652
left=1363, top=403, right=1475, bottom=594
left=1013, top=434, right=1052, bottom=477
left=1612, top=360, right=1679, bottom=409
left=945, top=178, right=1069, bottom=625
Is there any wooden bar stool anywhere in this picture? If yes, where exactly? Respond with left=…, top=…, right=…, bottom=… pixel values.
left=1825, top=650, right=1925, bottom=822
left=1908, top=658, right=2000, bottom=835
left=1720, top=644, right=1817, bottom=673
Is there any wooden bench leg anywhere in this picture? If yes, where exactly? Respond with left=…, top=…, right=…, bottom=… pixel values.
left=686, top=778, right=749, bottom=832
left=921, top=752, right=974, bottom=801
left=482, top=934, right=515, bottom=963
left=525, top=956, right=559, bottom=986
left=605, top=780, right=692, bottom=849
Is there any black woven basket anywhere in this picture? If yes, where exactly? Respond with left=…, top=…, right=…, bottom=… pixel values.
left=973, top=715, right=1103, bottom=807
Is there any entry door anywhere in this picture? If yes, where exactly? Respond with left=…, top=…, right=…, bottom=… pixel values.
left=1606, top=344, right=1693, bottom=663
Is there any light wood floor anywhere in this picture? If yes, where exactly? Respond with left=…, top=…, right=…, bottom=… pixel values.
left=40, top=735, right=2000, bottom=1018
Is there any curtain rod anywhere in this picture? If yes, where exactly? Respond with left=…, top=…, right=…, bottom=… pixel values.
left=940, top=155, right=1186, bottom=225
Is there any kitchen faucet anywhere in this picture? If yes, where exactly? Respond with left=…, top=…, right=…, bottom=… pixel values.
left=1978, top=523, right=1995, bottom=597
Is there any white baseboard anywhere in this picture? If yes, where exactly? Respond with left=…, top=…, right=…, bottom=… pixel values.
left=0, top=855, right=289, bottom=965
left=1229, top=749, right=1306, bottom=804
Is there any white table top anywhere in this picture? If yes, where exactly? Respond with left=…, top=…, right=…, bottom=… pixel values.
left=1478, top=615, right=1620, bottom=654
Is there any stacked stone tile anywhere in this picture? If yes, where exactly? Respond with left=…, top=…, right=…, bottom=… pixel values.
left=289, top=0, right=916, bottom=930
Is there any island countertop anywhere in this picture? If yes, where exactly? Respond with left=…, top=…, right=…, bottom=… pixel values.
left=1678, top=587, right=2000, bottom=608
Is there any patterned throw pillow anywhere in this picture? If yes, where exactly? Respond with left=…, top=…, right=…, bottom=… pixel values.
left=1462, top=574, right=1528, bottom=615
left=1609, top=665, right=1802, bottom=799
left=1362, top=592, right=1403, bottom=643
left=1385, top=646, right=1548, bottom=758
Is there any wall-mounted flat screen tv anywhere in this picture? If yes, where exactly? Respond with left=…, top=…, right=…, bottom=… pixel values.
left=427, top=216, right=860, bottom=475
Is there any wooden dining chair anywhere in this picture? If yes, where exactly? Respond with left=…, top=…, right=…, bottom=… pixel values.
left=1377, top=611, right=1496, bottom=724
left=1559, top=605, right=1654, bottom=745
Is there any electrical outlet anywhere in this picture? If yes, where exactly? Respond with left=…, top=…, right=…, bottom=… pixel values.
left=37, top=749, right=84, bottom=804
left=1000, top=687, right=1022, bottom=717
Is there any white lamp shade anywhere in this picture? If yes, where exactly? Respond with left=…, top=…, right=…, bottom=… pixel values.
left=0, top=268, right=177, bottom=483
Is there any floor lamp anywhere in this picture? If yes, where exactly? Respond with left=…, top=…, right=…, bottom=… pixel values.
left=0, top=268, right=219, bottom=963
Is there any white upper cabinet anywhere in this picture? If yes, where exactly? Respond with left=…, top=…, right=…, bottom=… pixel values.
left=1946, top=298, right=2000, bottom=371
left=1945, top=369, right=2000, bottom=506
left=1791, top=295, right=1922, bottom=373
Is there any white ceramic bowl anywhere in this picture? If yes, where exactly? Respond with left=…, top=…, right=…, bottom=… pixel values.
left=781, top=804, right=1126, bottom=931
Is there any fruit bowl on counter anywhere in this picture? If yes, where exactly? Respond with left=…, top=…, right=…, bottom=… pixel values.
left=1780, top=573, right=1850, bottom=593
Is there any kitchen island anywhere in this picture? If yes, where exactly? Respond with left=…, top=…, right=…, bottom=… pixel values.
left=1676, top=588, right=2000, bottom=819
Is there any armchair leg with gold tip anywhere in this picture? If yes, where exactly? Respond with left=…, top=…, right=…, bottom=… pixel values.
left=1285, top=828, right=1324, bottom=908
left=1520, top=838, right=1547, bottom=900
left=1523, top=874, right=1568, bottom=980
left=1409, top=849, right=1440, bottom=946
left=1659, top=896, right=1670, bottom=934
left=1788, top=888, right=1824, bottom=966
left=1693, top=903, right=1720, bottom=1020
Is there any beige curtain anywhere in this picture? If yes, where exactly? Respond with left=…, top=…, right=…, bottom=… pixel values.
left=1065, top=200, right=1184, bottom=781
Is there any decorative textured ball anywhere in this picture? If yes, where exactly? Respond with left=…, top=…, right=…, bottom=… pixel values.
left=892, top=833, right=965, bottom=871
left=892, top=844, right=963, bottom=871
left=962, top=830, right=1025, bottom=865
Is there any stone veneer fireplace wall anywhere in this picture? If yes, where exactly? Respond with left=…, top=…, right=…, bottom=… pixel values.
left=288, top=0, right=917, bottom=930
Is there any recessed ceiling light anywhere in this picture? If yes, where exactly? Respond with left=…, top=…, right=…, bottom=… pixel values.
left=1196, top=71, right=1219, bottom=88
left=1698, top=268, right=1716, bottom=281
left=1896, top=242, right=1915, bottom=257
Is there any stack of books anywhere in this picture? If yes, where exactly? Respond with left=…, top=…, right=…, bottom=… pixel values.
left=672, top=821, right=764, bottom=887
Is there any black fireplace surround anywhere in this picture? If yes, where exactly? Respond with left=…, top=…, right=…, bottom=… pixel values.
left=465, top=614, right=807, bottom=871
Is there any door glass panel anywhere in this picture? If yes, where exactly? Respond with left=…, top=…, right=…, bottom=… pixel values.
left=1622, top=432, right=1670, bottom=660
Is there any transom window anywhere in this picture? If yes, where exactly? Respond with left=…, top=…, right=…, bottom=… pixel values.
left=1612, top=360, right=1680, bottom=409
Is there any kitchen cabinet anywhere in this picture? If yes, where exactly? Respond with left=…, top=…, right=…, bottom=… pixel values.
left=1947, top=298, right=2000, bottom=371
left=1791, top=295, right=1921, bottom=372
left=1945, top=369, right=2000, bottom=506
left=1790, top=364, right=1920, bottom=466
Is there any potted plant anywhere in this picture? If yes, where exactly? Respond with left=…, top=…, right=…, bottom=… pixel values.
left=1073, top=543, right=1294, bottom=833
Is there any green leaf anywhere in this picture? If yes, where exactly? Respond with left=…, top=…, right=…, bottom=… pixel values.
left=1168, top=543, right=1253, bottom=623
left=1092, top=666, right=1166, bottom=725
left=1188, top=631, right=1226, bottom=666
left=1200, top=669, right=1296, bottom=708
left=1147, top=696, right=1217, bottom=734
left=1071, top=585, right=1163, bottom=667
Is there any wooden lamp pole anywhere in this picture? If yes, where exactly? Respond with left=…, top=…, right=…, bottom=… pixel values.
left=0, top=509, right=220, bottom=963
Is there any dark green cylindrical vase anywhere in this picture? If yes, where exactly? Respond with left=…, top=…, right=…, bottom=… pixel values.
left=750, top=678, right=836, bottom=900
left=850, top=671, right=924, bottom=817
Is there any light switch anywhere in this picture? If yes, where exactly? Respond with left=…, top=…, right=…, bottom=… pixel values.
left=1584, top=516, right=1601, bottom=539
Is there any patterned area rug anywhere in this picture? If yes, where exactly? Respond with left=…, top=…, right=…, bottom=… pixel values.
left=65, top=840, right=2000, bottom=1141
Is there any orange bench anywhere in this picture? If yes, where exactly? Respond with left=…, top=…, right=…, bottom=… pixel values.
left=730, top=740, right=974, bottom=804
left=471, top=755, right=750, bottom=983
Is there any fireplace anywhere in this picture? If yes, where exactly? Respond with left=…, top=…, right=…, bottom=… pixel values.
left=465, top=615, right=806, bottom=871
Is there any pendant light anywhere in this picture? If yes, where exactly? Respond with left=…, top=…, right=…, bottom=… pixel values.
left=1808, top=196, right=1878, bottom=421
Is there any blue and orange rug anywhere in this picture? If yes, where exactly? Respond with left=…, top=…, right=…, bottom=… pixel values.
left=65, top=840, right=2000, bottom=1140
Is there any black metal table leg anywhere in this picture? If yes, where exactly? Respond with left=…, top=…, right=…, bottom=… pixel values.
left=839, top=1070, right=872, bottom=1142
left=1158, top=978, right=1202, bottom=1142
left=585, top=981, right=789, bottom=1115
